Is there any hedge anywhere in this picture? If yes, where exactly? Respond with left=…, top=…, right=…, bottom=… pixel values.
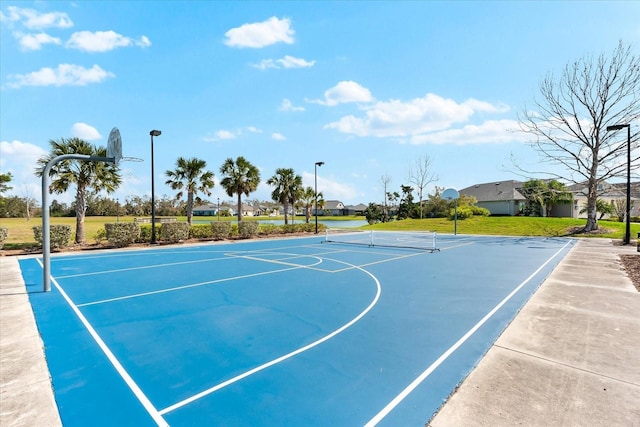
left=0, top=227, right=7, bottom=249
left=211, top=222, right=232, bottom=240
left=104, top=223, right=140, bottom=247
left=32, top=225, right=72, bottom=249
left=161, top=222, right=190, bottom=243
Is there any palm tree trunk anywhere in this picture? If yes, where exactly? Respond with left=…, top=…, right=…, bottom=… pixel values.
left=284, top=202, right=289, bottom=225
left=75, top=184, right=86, bottom=244
left=237, top=193, right=243, bottom=222
left=186, top=192, right=194, bottom=226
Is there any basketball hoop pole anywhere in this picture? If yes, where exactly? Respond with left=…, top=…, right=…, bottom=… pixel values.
left=41, top=153, right=115, bottom=292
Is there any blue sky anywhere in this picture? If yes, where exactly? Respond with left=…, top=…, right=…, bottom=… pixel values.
left=1, top=1, right=639, bottom=206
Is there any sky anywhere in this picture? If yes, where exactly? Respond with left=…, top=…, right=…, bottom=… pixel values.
left=1, top=1, right=639, bottom=207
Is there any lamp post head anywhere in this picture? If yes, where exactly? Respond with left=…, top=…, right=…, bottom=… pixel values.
left=606, top=124, right=629, bottom=131
left=315, top=161, right=324, bottom=167
left=150, top=130, right=162, bottom=137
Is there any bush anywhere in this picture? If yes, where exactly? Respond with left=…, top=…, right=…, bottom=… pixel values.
left=211, top=221, right=232, bottom=240
left=470, top=206, right=491, bottom=216
left=104, top=223, right=140, bottom=247
left=258, top=224, right=282, bottom=236
left=238, top=221, right=259, bottom=239
left=0, top=227, right=7, bottom=249
left=190, top=224, right=214, bottom=239
left=449, top=206, right=473, bottom=220
left=32, top=225, right=72, bottom=249
left=94, top=228, right=107, bottom=243
left=161, top=222, right=190, bottom=243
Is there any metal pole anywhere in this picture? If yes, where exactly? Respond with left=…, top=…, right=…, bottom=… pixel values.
left=150, top=133, right=156, bottom=244
left=315, top=164, right=318, bottom=234
left=41, top=154, right=111, bottom=292
left=150, top=130, right=161, bottom=244
left=314, top=161, right=323, bottom=233
left=625, top=125, right=631, bottom=245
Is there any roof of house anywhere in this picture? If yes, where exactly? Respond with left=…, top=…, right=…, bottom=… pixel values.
left=568, top=181, right=640, bottom=199
left=459, top=180, right=526, bottom=202
left=324, top=200, right=345, bottom=209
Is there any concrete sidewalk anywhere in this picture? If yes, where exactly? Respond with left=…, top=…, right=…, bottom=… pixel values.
left=1, top=239, right=638, bottom=426
left=430, top=238, right=640, bottom=427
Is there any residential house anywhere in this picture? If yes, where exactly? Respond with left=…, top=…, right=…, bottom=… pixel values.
left=315, top=200, right=346, bottom=216
left=567, top=181, right=640, bottom=219
left=344, top=203, right=368, bottom=215
left=459, top=180, right=526, bottom=216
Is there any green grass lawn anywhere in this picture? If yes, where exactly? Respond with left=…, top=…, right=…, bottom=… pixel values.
left=0, top=215, right=638, bottom=249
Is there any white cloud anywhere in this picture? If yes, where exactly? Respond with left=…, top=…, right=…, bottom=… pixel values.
left=14, top=32, right=61, bottom=50
left=71, top=123, right=101, bottom=141
left=279, top=99, right=305, bottom=112
left=224, top=16, right=294, bottom=48
left=66, top=30, right=151, bottom=52
left=0, top=140, right=48, bottom=200
left=7, top=64, right=115, bottom=88
left=204, top=130, right=239, bottom=142
left=252, top=55, right=315, bottom=70
left=246, top=126, right=263, bottom=134
left=278, top=55, right=315, bottom=68
left=408, top=119, right=526, bottom=145
left=325, top=93, right=512, bottom=139
left=271, top=132, right=287, bottom=141
left=307, top=81, right=374, bottom=107
left=302, top=171, right=358, bottom=202
left=3, top=6, right=73, bottom=30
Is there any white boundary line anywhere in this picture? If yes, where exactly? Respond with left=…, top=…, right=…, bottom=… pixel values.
left=364, top=239, right=574, bottom=426
left=159, top=256, right=382, bottom=416
left=35, top=259, right=169, bottom=427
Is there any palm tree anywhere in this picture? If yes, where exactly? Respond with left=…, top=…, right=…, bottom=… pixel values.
left=298, top=186, right=324, bottom=223
left=165, top=157, right=215, bottom=226
left=36, top=138, right=121, bottom=244
left=267, top=168, right=302, bottom=225
left=219, top=156, right=261, bottom=222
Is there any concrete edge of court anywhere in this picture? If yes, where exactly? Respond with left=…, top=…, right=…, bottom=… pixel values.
left=428, top=238, right=640, bottom=427
left=1, top=238, right=638, bottom=427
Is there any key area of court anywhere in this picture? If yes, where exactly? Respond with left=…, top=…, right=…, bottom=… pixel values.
left=18, top=233, right=574, bottom=426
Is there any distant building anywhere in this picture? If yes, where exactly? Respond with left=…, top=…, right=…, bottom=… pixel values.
left=568, top=181, right=640, bottom=219
left=459, top=180, right=526, bottom=216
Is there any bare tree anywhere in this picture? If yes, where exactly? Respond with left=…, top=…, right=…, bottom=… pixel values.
left=380, top=173, right=391, bottom=221
left=518, top=41, right=640, bottom=231
left=408, top=154, right=438, bottom=219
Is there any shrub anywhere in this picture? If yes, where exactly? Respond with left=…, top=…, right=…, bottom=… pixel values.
left=259, top=224, right=282, bottom=236
left=211, top=221, right=232, bottom=240
left=32, top=225, right=72, bottom=249
left=0, top=227, right=8, bottom=249
left=94, top=228, right=107, bottom=244
left=136, top=224, right=160, bottom=243
left=161, top=222, right=190, bottom=243
left=104, top=223, right=140, bottom=247
left=238, top=221, right=259, bottom=239
left=449, top=206, right=473, bottom=220
left=190, top=224, right=213, bottom=239
left=470, top=206, right=491, bottom=216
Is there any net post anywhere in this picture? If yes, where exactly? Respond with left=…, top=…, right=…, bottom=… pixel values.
left=433, top=231, right=437, bottom=251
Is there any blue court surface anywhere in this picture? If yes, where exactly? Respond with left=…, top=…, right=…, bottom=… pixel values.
left=19, top=232, right=575, bottom=426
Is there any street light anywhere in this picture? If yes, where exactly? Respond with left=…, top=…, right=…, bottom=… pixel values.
left=315, top=161, right=324, bottom=234
left=606, top=123, right=631, bottom=245
left=150, top=129, right=161, bottom=244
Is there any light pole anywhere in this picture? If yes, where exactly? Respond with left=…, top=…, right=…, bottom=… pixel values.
left=315, top=161, right=324, bottom=234
left=150, top=130, right=161, bottom=244
left=217, top=197, right=220, bottom=221
left=606, top=123, right=631, bottom=245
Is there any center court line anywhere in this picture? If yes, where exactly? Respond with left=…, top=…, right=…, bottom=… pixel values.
left=36, top=259, right=169, bottom=427
left=158, top=256, right=382, bottom=416
left=364, top=239, right=574, bottom=426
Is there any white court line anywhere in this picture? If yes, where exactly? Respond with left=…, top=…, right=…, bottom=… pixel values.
left=364, top=239, right=574, bottom=426
left=35, top=259, right=169, bottom=427
left=57, top=256, right=229, bottom=279
left=159, top=255, right=382, bottom=416
left=77, top=262, right=313, bottom=307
